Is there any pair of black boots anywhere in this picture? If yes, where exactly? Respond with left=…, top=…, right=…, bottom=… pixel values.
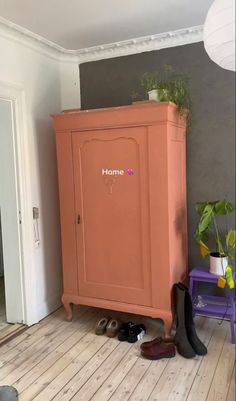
left=173, top=283, right=207, bottom=358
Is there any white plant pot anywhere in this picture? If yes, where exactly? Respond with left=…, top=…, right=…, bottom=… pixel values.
left=209, top=253, right=228, bottom=276
left=148, top=90, right=159, bottom=101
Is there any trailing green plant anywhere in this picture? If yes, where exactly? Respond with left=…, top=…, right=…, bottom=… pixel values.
left=194, top=199, right=236, bottom=263
left=141, top=65, right=192, bottom=128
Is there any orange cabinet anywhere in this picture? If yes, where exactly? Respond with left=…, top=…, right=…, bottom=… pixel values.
left=53, top=102, right=187, bottom=336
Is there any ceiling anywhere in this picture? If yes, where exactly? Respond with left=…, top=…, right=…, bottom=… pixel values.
left=0, top=0, right=214, bottom=50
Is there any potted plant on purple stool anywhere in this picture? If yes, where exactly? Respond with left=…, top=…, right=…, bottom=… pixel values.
left=194, top=199, right=236, bottom=287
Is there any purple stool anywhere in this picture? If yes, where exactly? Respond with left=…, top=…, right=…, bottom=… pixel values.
left=189, top=267, right=236, bottom=344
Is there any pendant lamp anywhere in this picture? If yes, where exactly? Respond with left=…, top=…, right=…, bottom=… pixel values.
left=204, top=0, right=235, bottom=71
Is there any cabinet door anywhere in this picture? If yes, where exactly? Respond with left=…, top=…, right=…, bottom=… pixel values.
left=72, top=127, right=151, bottom=306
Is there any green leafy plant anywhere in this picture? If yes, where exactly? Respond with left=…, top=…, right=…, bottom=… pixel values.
left=141, top=72, right=159, bottom=92
left=141, top=65, right=191, bottom=127
left=194, top=199, right=236, bottom=262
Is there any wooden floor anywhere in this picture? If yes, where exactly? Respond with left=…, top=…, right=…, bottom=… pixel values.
left=0, top=305, right=235, bottom=401
left=0, top=277, right=23, bottom=344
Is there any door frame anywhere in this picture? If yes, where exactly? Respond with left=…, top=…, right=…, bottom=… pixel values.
left=0, top=81, right=37, bottom=325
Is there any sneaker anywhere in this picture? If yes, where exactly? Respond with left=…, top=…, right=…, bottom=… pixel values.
left=118, top=322, right=135, bottom=341
left=127, top=324, right=146, bottom=343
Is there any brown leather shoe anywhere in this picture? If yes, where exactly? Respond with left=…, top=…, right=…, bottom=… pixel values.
left=141, top=342, right=176, bottom=360
left=140, top=337, right=174, bottom=351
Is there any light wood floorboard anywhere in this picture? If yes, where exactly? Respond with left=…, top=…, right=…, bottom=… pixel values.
left=142, top=317, right=216, bottom=401
left=226, top=366, right=235, bottom=401
left=206, top=325, right=235, bottom=401
left=0, top=307, right=234, bottom=401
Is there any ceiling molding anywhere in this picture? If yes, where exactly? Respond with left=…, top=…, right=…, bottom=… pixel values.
left=0, top=16, right=203, bottom=64
left=0, top=16, right=78, bottom=63
left=76, top=25, right=204, bottom=63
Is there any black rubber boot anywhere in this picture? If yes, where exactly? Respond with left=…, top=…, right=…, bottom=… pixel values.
left=177, top=283, right=207, bottom=356
left=173, top=284, right=196, bottom=358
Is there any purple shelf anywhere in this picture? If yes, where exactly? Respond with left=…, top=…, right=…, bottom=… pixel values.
left=193, top=295, right=235, bottom=319
left=190, top=266, right=236, bottom=282
left=194, top=303, right=234, bottom=319
left=189, top=267, right=236, bottom=344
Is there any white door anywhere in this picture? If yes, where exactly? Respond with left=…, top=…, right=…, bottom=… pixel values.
left=0, top=98, right=24, bottom=323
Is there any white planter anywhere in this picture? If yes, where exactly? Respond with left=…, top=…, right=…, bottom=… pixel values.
left=210, top=253, right=228, bottom=276
left=148, top=90, right=159, bottom=101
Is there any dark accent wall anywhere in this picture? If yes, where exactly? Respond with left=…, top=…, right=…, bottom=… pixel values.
left=79, top=42, right=235, bottom=269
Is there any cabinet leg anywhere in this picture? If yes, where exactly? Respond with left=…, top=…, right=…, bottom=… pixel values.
left=62, top=296, right=73, bottom=321
left=164, top=316, right=173, bottom=339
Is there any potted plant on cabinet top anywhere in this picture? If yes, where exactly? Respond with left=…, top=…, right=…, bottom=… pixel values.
left=141, top=65, right=191, bottom=127
left=194, top=199, right=236, bottom=278
left=141, top=71, right=160, bottom=101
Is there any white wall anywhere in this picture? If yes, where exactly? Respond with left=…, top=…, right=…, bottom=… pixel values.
left=0, top=34, right=80, bottom=323
left=60, top=60, right=81, bottom=110
left=0, top=213, right=3, bottom=276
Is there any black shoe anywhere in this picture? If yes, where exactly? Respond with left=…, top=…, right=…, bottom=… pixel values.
left=127, top=324, right=146, bottom=343
left=118, top=322, right=135, bottom=341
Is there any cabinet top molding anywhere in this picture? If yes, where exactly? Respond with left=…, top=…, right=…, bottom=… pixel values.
left=53, top=101, right=186, bottom=132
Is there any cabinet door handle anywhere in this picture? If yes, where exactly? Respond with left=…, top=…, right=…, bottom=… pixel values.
left=77, top=214, right=81, bottom=224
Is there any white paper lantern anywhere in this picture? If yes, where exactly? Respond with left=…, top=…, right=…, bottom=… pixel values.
left=204, top=0, right=235, bottom=71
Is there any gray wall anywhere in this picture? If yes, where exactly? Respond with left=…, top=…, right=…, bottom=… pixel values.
left=79, top=42, right=235, bottom=269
